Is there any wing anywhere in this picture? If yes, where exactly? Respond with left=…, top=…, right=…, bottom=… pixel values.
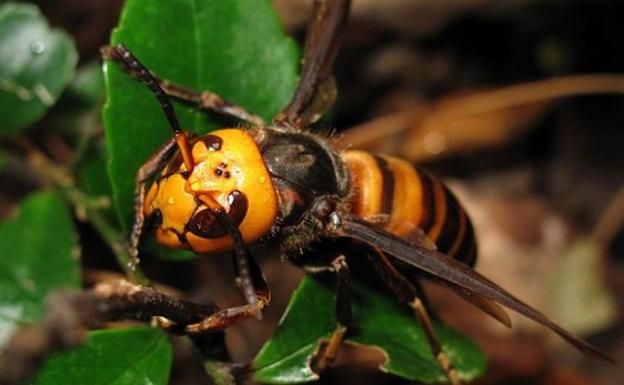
left=333, top=218, right=614, bottom=362
left=273, top=0, right=351, bottom=130
left=442, top=280, right=512, bottom=329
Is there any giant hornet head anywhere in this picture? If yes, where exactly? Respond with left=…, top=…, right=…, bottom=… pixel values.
left=143, top=128, right=278, bottom=253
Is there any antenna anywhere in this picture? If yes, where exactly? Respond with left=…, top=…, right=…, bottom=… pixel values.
left=112, top=44, right=193, bottom=171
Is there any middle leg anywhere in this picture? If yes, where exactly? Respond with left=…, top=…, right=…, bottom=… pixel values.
left=305, top=254, right=352, bottom=372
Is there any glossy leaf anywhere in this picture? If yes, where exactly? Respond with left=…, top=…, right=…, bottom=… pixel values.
left=253, top=276, right=486, bottom=384
left=0, top=192, right=80, bottom=347
left=102, top=0, right=299, bottom=231
left=0, top=2, right=77, bottom=134
left=33, top=327, right=172, bottom=385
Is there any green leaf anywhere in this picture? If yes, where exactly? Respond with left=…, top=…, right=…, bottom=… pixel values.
left=102, top=0, right=299, bottom=231
left=0, top=2, right=77, bottom=134
left=548, top=239, right=617, bottom=335
left=0, top=192, right=80, bottom=347
left=33, top=327, right=172, bottom=385
left=253, top=276, right=486, bottom=384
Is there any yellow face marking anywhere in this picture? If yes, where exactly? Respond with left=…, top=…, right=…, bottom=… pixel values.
left=149, top=173, right=197, bottom=235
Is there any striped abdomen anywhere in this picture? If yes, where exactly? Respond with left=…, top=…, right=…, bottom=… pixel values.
left=341, top=150, right=477, bottom=266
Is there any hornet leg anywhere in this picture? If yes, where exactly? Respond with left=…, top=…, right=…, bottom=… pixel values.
left=306, top=255, right=352, bottom=373
left=367, top=248, right=461, bottom=385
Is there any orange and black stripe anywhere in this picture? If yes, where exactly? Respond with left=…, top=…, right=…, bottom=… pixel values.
left=342, top=150, right=477, bottom=266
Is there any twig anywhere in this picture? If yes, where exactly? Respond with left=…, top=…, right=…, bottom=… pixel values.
left=0, top=280, right=221, bottom=385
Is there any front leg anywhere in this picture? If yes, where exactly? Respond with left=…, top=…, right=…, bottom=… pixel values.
left=183, top=249, right=271, bottom=333
left=179, top=196, right=271, bottom=332
left=183, top=243, right=270, bottom=333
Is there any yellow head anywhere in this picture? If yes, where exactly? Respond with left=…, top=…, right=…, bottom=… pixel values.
left=144, top=129, right=278, bottom=253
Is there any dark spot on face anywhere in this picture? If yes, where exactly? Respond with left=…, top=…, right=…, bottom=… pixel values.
left=201, top=135, right=223, bottom=151
left=214, top=162, right=230, bottom=178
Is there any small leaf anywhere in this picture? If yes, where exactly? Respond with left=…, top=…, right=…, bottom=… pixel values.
left=0, top=2, right=77, bottom=134
left=0, top=192, right=80, bottom=347
left=253, top=276, right=486, bottom=384
left=102, top=0, right=299, bottom=231
left=33, top=327, right=172, bottom=385
left=548, top=239, right=618, bottom=335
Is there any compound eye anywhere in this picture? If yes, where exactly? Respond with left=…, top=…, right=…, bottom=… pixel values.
left=227, top=190, right=248, bottom=224
left=201, top=135, right=223, bottom=151
left=146, top=208, right=163, bottom=231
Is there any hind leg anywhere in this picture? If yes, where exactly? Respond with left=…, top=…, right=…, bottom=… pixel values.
left=367, top=248, right=461, bottom=385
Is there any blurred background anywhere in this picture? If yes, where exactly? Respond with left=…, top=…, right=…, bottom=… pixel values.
left=1, top=0, right=623, bottom=384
